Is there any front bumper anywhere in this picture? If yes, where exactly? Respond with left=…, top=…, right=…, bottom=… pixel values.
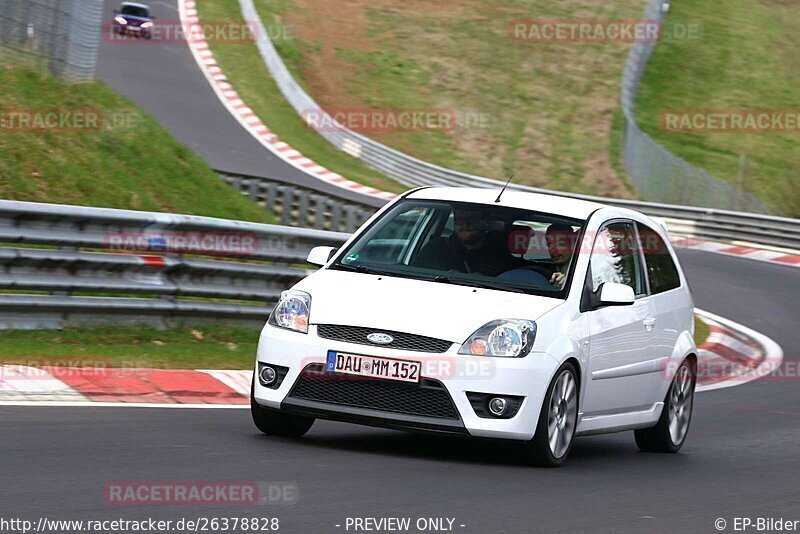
left=116, top=24, right=149, bottom=35
left=254, top=324, right=560, bottom=441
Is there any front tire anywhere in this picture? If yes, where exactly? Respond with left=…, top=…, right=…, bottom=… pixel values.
left=250, top=378, right=314, bottom=437
left=525, top=362, right=579, bottom=467
left=635, top=358, right=696, bottom=453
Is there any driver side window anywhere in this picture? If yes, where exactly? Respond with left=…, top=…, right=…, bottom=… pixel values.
left=590, top=221, right=645, bottom=296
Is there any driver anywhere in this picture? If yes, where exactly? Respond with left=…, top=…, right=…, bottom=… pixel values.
left=413, top=210, right=511, bottom=276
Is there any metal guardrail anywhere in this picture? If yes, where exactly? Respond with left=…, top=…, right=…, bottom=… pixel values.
left=0, top=196, right=798, bottom=330
left=0, top=199, right=348, bottom=329
left=219, top=171, right=375, bottom=233
left=239, top=0, right=772, bottom=213
left=216, top=169, right=800, bottom=251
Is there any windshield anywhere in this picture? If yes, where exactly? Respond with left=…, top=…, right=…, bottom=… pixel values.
left=330, top=199, right=585, bottom=297
left=120, top=5, right=149, bottom=17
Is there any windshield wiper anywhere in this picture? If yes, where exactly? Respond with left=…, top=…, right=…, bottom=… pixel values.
left=432, top=274, right=525, bottom=294
left=330, top=263, right=387, bottom=275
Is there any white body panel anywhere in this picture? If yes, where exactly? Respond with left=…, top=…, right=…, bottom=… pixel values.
left=254, top=188, right=697, bottom=441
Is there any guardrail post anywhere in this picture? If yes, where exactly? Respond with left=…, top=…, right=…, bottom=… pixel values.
left=264, top=182, right=278, bottom=212
left=310, top=195, right=324, bottom=229
left=279, top=187, right=293, bottom=226
left=297, top=192, right=310, bottom=227
left=344, top=206, right=357, bottom=233
left=330, top=202, right=342, bottom=232
left=248, top=177, right=261, bottom=202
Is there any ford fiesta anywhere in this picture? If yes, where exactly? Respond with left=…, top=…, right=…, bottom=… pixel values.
left=251, top=187, right=697, bottom=466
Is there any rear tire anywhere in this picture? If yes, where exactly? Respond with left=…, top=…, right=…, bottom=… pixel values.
left=525, top=362, right=579, bottom=467
left=250, top=378, right=314, bottom=437
left=635, top=358, right=696, bottom=453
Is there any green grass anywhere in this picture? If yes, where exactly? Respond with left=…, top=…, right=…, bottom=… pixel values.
left=195, top=0, right=406, bottom=194
left=0, top=317, right=712, bottom=370
left=635, top=0, right=800, bottom=216
left=0, top=325, right=259, bottom=369
left=0, top=64, right=274, bottom=222
left=694, top=316, right=710, bottom=347
left=242, top=0, right=641, bottom=198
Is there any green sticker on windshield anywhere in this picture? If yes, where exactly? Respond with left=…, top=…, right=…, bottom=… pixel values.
left=343, top=253, right=360, bottom=263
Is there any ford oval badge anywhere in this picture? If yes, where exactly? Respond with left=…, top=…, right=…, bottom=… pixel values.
left=367, top=332, right=394, bottom=345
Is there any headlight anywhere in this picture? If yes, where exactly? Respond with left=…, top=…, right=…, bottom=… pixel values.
left=141, top=21, right=153, bottom=28
left=268, top=290, right=311, bottom=333
left=115, top=16, right=127, bottom=24
left=458, top=319, right=536, bottom=358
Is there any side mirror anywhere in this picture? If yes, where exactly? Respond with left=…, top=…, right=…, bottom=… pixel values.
left=598, top=282, right=635, bottom=306
left=306, top=246, right=336, bottom=267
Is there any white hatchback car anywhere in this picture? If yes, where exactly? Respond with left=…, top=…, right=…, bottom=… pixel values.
left=252, top=187, right=697, bottom=466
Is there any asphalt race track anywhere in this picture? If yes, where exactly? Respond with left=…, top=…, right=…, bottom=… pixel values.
left=2, top=4, right=799, bottom=533
left=1, top=250, right=798, bottom=534
left=96, top=0, right=382, bottom=207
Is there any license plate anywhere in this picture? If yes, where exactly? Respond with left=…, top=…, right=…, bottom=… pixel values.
left=325, top=351, right=421, bottom=383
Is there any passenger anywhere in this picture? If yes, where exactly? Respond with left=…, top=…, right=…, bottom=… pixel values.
left=545, top=223, right=578, bottom=288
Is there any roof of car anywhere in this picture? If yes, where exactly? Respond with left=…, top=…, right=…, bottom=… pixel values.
left=405, top=187, right=607, bottom=220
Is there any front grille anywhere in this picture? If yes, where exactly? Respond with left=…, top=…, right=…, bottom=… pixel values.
left=288, top=364, right=458, bottom=420
left=316, top=324, right=453, bottom=353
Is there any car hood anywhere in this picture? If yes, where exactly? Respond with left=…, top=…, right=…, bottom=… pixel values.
left=295, top=269, right=563, bottom=343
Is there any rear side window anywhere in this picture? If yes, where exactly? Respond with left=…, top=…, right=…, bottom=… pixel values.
left=589, top=221, right=645, bottom=296
left=637, top=223, right=681, bottom=294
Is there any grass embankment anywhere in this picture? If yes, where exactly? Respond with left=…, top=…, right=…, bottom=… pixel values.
left=0, top=64, right=273, bottom=222
left=195, top=0, right=406, bottom=194
left=635, top=0, right=800, bottom=216
left=207, top=0, right=644, bottom=197
left=0, top=325, right=259, bottom=369
left=0, top=317, right=712, bottom=369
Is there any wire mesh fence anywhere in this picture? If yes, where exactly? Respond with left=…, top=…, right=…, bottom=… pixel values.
left=619, top=0, right=771, bottom=213
left=0, top=0, right=103, bottom=81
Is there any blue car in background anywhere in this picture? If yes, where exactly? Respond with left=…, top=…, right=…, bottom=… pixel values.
left=113, top=2, right=154, bottom=39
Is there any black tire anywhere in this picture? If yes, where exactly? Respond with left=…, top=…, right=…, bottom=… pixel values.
left=635, top=358, right=696, bottom=453
left=250, top=378, right=314, bottom=437
left=525, top=362, right=579, bottom=467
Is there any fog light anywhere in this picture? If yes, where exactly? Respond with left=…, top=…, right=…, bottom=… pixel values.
left=259, top=365, right=277, bottom=386
left=488, top=397, right=507, bottom=416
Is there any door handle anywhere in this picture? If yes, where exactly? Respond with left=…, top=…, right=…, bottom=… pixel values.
left=643, top=318, right=656, bottom=331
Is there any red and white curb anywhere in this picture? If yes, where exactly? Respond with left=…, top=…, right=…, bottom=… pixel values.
left=671, top=235, right=800, bottom=269
left=0, top=310, right=782, bottom=406
left=178, top=0, right=396, bottom=203
left=695, top=309, right=783, bottom=392
left=0, top=367, right=252, bottom=408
